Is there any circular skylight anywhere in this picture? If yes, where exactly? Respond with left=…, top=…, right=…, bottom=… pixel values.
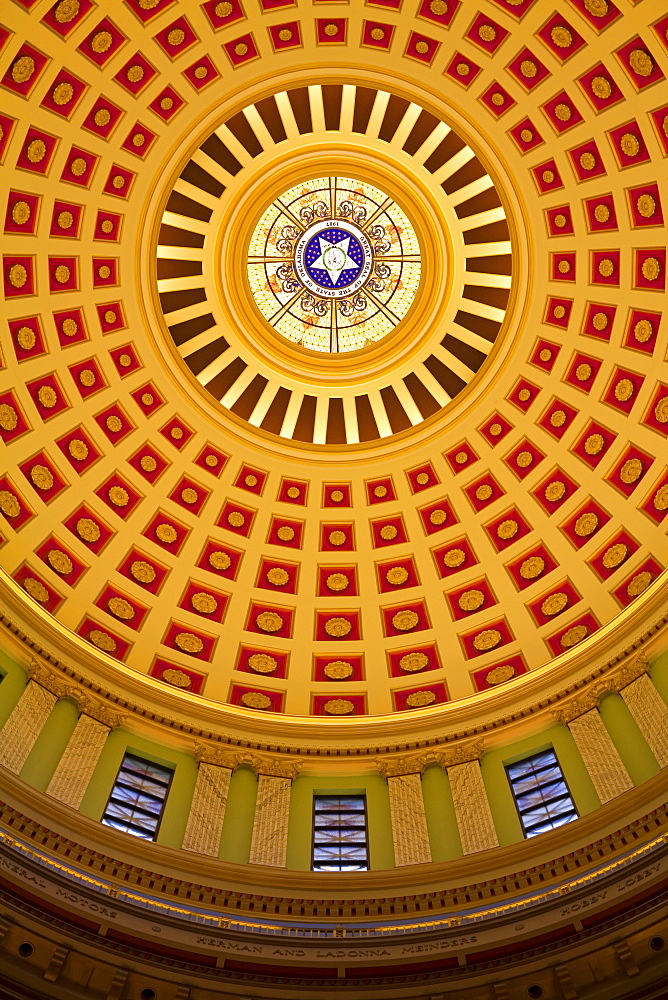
left=247, top=177, right=421, bottom=353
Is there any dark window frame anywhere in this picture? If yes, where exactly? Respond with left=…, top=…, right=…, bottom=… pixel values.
left=505, top=747, right=578, bottom=839
left=311, top=794, right=369, bottom=872
left=101, top=752, right=174, bottom=841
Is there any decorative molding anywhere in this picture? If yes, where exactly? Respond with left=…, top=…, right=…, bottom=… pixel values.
left=447, top=759, right=498, bottom=855
left=377, top=740, right=484, bottom=776
left=182, top=762, right=232, bottom=856
left=194, top=742, right=303, bottom=777
left=248, top=774, right=292, bottom=867
left=567, top=710, right=633, bottom=804
left=27, top=658, right=126, bottom=729
left=387, top=772, right=432, bottom=866
left=621, top=673, right=668, bottom=769
left=46, top=713, right=110, bottom=809
left=0, top=680, right=56, bottom=773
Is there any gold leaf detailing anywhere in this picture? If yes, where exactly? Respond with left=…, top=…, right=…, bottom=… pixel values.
left=629, top=48, right=653, bottom=77
left=156, top=523, right=177, bottom=544
left=27, top=139, right=46, bottom=163
left=17, top=325, right=36, bottom=349
left=244, top=473, right=257, bottom=487
left=181, top=488, right=198, bottom=504
left=191, top=592, right=217, bottom=614
left=551, top=26, right=571, bottom=47
left=406, top=690, right=436, bottom=707
left=374, top=484, right=387, bottom=498
left=55, top=0, right=80, bottom=22
left=550, top=409, right=567, bottom=427
left=553, top=306, right=565, bottom=319
left=0, top=492, right=20, bottom=517
left=554, top=103, right=571, bottom=121
left=497, top=519, right=518, bottom=539
left=175, top=632, right=204, bottom=653
left=592, top=312, right=608, bottom=330
left=620, top=133, right=639, bottom=157
left=576, top=363, right=592, bottom=381
left=234, top=42, right=248, bottom=54
left=399, top=651, right=428, bottom=672
left=479, top=24, right=496, bottom=42
left=326, top=573, right=349, bottom=591
left=584, top=0, right=608, bottom=14
left=330, top=489, right=344, bottom=502
left=227, top=510, right=245, bottom=527
left=429, top=509, right=446, bottom=525
left=215, top=1, right=233, bottom=13
left=585, top=434, right=604, bottom=455
left=545, top=481, right=566, bottom=501
left=47, top=549, right=72, bottom=574
left=242, top=691, right=271, bottom=710
left=557, top=260, right=570, bottom=273
left=473, top=629, right=501, bottom=651
left=209, top=550, right=231, bottom=570
left=130, top=560, right=156, bottom=583
left=106, top=415, right=122, bottom=433
left=598, top=258, right=614, bottom=277
left=94, top=109, right=110, bottom=126
left=109, top=486, right=129, bottom=507
left=475, top=484, right=492, bottom=501
left=416, top=472, right=430, bottom=485
left=30, top=465, right=53, bottom=490
left=614, top=378, right=634, bottom=401
left=70, top=157, right=87, bottom=176
left=627, top=572, right=652, bottom=597
left=277, top=525, right=295, bottom=541
left=76, top=517, right=100, bottom=541
left=267, top=567, right=289, bottom=586
left=53, top=82, right=74, bottom=105
left=454, top=451, right=468, bottom=464
left=108, top=597, right=134, bottom=620
left=575, top=512, right=598, bottom=537
left=9, top=264, right=27, bottom=287
left=90, top=629, right=116, bottom=652
left=603, top=543, right=627, bottom=569
left=204, top=454, right=219, bottom=467
left=561, top=624, right=588, bottom=648
left=517, top=451, right=533, bottom=468
left=486, top=663, right=516, bottom=685
left=580, top=152, right=596, bottom=171
left=141, top=392, right=154, bottom=405
left=620, top=458, right=643, bottom=484
left=12, top=201, right=31, bottom=225
left=286, top=486, right=300, bottom=498
left=636, top=195, right=656, bottom=219
left=443, top=548, right=465, bottom=568
left=324, top=698, right=354, bottom=715
left=458, top=589, right=485, bottom=612
left=634, top=319, right=653, bottom=342
left=655, top=398, right=668, bottom=424
left=324, top=660, right=353, bottom=679
left=11, top=56, right=35, bottom=83
left=23, top=577, right=49, bottom=603
left=54, top=264, right=71, bottom=284
left=386, top=566, right=408, bottom=586
left=167, top=28, right=185, bottom=45
left=61, top=318, right=77, bottom=337
left=193, top=65, right=208, bottom=79
left=518, top=388, right=531, bottom=401
left=541, top=592, right=568, bottom=616
left=521, top=556, right=545, bottom=579
left=590, top=76, right=611, bottom=99
left=78, top=369, right=96, bottom=387
left=248, top=653, right=277, bottom=674
left=91, top=31, right=112, bottom=53
left=329, top=529, right=347, bottom=546
left=392, top=609, right=419, bottom=631
left=325, top=617, right=352, bottom=637
left=641, top=257, right=660, bottom=282
left=162, top=668, right=191, bottom=688
left=256, top=611, right=283, bottom=632
left=0, top=404, right=18, bottom=431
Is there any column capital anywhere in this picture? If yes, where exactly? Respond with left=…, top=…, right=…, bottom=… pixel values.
left=375, top=752, right=432, bottom=777
left=436, top=738, right=485, bottom=768
left=193, top=743, right=302, bottom=778
left=251, top=753, right=302, bottom=778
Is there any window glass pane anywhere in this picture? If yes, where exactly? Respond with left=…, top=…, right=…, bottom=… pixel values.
left=506, top=749, right=578, bottom=839
left=312, top=794, right=369, bottom=871
left=102, top=754, right=173, bottom=841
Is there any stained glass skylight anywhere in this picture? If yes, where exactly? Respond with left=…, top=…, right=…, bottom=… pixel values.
left=247, top=177, right=421, bottom=353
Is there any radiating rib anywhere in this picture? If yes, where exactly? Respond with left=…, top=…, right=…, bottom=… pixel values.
left=432, top=146, right=475, bottom=185
left=465, top=241, right=512, bottom=257
left=412, top=121, right=450, bottom=164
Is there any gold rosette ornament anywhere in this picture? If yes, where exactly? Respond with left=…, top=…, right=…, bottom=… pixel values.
left=191, top=592, right=217, bottom=614
left=575, top=512, right=598, bottom=537
left=156, top=523, right=177, bottom=544
left=392, top=609, right=419, bottom=631
left=108, top=598, right=134, bottom=620
left=323, top=660, right=353, bottom=679
left=174, top=632, right=204, bottom=654
left=0, top=404, right=18, bottom=431
left=627, top=572, right=652, bottom=597
left=602, top=544, right=627, bottom=569
left=47, top=550, right=72, bottom=574
left=399, top=651, right=428, bottom=672
left=76, top=518, right=100, bottom=542
left=256, top=611, right=283, bottom=633
left=0, top=492, right=20, bottom=518
left=429, top=509, right=447, bottom=525
left=541, top=593, right=568, bottom=617
left=325, top=617, right=352, bottom=638
left=248, top=653, right=278, bottom=674
left=458, top=590, right=485, bottom=612
left=130, top=560, right=156, bottom=583
left=23, top=578, right=49, bottom=603
left=242, top=691, right=272, bottom=710
left=386, top=566, right=408, bottom=586
left=208, top=550, right=231, bottom=570
left=324, top=699, right=354, bottom=715
left=267, top=567, right=289, bottom=587
left=561, top=624, right=588, bottom=648
left=89, top=630, right=117, bottom=652
left=406, top=690, right=436, bottom=708
left=486, top=663, right=516, bottom=686
left=520, top=556, right=544, bottom=580
left=443, top=548, right=465, bottom=568
left=473, top=629, right=501, bottom=651
left=326, top=573, right=349, bottom=592
left=162, top=669, right=191, bottom=689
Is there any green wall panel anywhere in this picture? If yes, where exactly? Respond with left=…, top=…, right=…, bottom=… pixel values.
left=286, top=772, right=395, bottom=871
left=20, top=697, right=79, bottom=791
left=482, top=724, right=601, bottom=846
left=598, top=692, right=660, bottom=784
left=0, top=650, right=29, bottom=729
left=78, top=728, right=198, bottom=850
left=422, top=763, right=462, bottom=861
left=219, top=765, right=258, bottom=863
